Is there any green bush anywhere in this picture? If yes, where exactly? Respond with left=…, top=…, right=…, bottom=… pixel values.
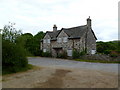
left=2, top=40, right=28, bottom=74
left=104, top=50, right=111, bottom=55
left=57, top=51, right=67, bottom=59
left=110, top=54, right=118, bottom=57
left=42, top=51, right=52, bottom=57
left=72, top=49, right=80, bottom=59
left=79, top=50, right=86, bottom=56
left=72, top=49, right=86, bottom=59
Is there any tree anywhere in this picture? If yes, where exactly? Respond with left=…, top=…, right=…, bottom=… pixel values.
left=33, top=31, right=45, bottom=56
left=16, top=33, right=34, bottom=55
left=2, top=22, right=28, bottom=74
left=96, top=41, right=120, bottom=55
left=2, top=22, right=22, bottom=43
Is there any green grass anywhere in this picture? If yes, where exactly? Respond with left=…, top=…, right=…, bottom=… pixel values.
left=75, top=59, right=120, bottom=64
left=2, top=64, right=34, bottom=75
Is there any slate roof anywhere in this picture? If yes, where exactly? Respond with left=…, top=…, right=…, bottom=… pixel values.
left=46, top=25, right=97, bottom=40
left=62, top=25, right=88, bottom=39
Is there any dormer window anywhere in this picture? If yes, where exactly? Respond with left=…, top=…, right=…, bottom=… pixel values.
left=63, top=37, right=68, bottom=42
left=57, top=38, right=62, bottom=43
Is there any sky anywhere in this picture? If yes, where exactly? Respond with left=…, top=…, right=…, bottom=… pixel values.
left=0, top=0, right=119, bottom=41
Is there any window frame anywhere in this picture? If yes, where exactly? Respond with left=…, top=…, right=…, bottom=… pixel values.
left=43, top=39, right=46, bottom=43
left=57, top=38, right=62, bottom=43
left=67, top=49, right=72, bottom=56
left=43, top=49, right=46, bottom=52
left=63, top=37, right=68, bottom=42
left=47, top=39, right=50, bottom=43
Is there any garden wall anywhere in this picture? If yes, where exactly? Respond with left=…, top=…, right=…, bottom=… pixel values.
left=80, top=54, right=120, bottom=61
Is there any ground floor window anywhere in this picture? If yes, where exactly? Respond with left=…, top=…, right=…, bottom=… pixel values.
left=43, top=49, right=46, bottom=52
left=91, top=50, right=96, bottom=54
left=67, top=49, right=72, bottom=56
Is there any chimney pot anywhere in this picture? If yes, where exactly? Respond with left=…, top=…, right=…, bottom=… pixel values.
left=53, top=24, right=57, bottom=32
left=87, top=16, right=91, bottom=28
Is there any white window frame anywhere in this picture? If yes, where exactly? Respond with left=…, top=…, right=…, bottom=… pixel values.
left=67, top=49, right=72, bottom=56
left=43, top=49, right=46, bottom=52
left=43, top=39, right=46, bottom=43
left=47, top=39, right=50, bottom=43
left=63, top=37, right=68, bottom=42
left=91, top=50, right=96, bottom=54
left=57, top=38, right=62, bottom=43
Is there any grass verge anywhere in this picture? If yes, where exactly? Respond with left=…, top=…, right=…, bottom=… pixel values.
left=2, top=64, right=35, bottom=75
left=75, top=59, right=120, bottom=64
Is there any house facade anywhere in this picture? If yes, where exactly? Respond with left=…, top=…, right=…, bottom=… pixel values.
left=41, top=17, right=97, bottom=57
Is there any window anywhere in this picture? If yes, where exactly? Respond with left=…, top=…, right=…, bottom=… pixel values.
left=57, top=38, right=62, bottom=43
left=67, top=50, right=72, bottom=56
left=63, top=37, right=68, bottom=42
left=43, top=49, right=46, bottom=52
left=43, top=39, right=46, bottom=43
left=91, top=50, right=96, bottom=54
left=47, top=39, right=50, bottom=43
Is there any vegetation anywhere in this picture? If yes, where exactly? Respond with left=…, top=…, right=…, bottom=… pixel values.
left=72, top=49, right=86, bottom=59
left=41, top=51, right=52, bottom=57
left=16, top=31, right=45, bottom=56
left=57, top=51, right=67, bottom=59
left=96, top=41, right=120, bottom=57
left=75, top=59, right=120, bottom=64
left=2, top=22, right=35, bottom=75
left=2, top=64, right=34, bottom=75
left=32, top=31, right=45, bottom=56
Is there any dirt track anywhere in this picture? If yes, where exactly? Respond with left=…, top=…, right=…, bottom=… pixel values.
left=2, top=57, right=119, bottom=88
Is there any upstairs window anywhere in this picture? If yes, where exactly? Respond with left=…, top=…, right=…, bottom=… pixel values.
left=63, top=37, right=68, bottom=42
left=57, top=38, right=62, bottom=43
left=47, top=39, right=50, bottom=43
left=43, top=39, right=50, bottom=43
left=43, top=39, right=46, bottom=43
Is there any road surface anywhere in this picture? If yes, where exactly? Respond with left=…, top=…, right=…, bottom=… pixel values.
left=2, top=57, right=119, bottom=88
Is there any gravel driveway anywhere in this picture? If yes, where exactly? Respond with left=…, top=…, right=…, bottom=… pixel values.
left=2, top=57, right=119, bottom=88
left=28, top=57, right=118, bottom=74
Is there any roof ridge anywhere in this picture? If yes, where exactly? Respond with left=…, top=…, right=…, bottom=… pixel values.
left=62, top=25, right=87, bottom=30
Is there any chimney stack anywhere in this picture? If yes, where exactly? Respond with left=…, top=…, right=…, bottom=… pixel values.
left=53, top=24, right=57, bottom=32
left=87, top=16, right=91, bottom=29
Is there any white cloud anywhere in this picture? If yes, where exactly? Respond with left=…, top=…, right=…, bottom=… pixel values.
left=0, top=0, right=119, bottom=41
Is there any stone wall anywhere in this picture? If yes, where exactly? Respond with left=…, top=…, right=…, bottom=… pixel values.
left=80, top=54, right=120, bottom=61
left=86, top=29, right=96, bottom=54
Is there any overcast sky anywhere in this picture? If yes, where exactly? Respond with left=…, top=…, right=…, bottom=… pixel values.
left=0, top=0, right=118, bottom=41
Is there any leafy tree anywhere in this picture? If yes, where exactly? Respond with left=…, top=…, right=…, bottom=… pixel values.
left=16, top=33, right=34, bottom=56
left=2, top=40, right=28, bottom=73
left=2, top=22, right=22, bottom=43
left=96, top=41, right=120, bottom=55
left=2, top=22, right=28, bottom=74
left=33, top=31, right=45, bottom=56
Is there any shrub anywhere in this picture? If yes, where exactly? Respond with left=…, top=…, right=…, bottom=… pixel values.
left=42, top=51, right=52, bottom=57
left=72, top=49, right=86, bottom=59
left=2, top=40, right=28, bottom=74
left=79, top=50, right=86, bottom=56
left=110, top=51, right=119, bottom=57
left=57, top=51, right=67, bottom=59
left=72, top=49, right=80, bottom=59
left=104, top=50, right=111, bottom=55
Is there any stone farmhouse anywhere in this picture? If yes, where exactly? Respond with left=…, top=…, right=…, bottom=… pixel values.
left=41, top=17, right=97, bottom=57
